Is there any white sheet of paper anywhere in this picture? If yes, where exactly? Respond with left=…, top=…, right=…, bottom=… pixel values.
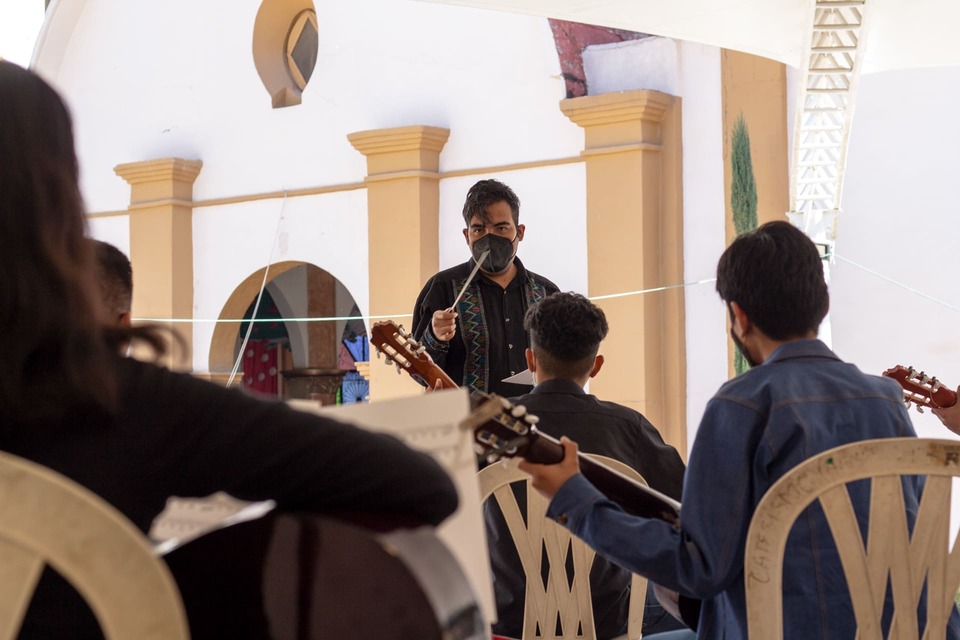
left=501, top=368, right=534, bottom=385
left=290, top=388, right=495, bottom=625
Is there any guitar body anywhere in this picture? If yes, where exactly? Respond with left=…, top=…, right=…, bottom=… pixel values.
left=163, top=512, right=485, bottom=640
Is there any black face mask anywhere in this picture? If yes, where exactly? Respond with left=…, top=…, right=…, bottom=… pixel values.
left=730, top=329, right=760, bottom=369
left=471, top=233, right=517, bottom=274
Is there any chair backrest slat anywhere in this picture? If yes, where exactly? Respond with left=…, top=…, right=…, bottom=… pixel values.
left=479, top=455, right=648, bottom=640
left=0, top=451, right=189, bottom=640
left=745, top=438, right=960, bottom=640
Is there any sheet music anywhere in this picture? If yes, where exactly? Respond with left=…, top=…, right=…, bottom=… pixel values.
left=293, top=388, right=496, bottom=626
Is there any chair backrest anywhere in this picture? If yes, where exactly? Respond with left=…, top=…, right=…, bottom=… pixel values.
left=745, top=437, right=960, bottom=640
left=0, top=451, right=189, bottom=640
left=479, top=455, right=647, bottom=640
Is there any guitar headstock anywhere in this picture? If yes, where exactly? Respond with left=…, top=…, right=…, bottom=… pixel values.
left=370, top=321, right=457, bottom=389
left=882, top=365, right=958, bottom=411
left=462, top=392, right=545, bottom=464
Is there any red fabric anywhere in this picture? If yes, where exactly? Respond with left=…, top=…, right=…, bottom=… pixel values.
left=242, top=340, right=279, bottom=397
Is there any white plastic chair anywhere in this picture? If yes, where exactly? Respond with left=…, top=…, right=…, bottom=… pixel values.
left=745, top=438, right=960, bottom=640
left=480, top=455, right=648, bottom=639
left=0, top=451, right=189, bottom=639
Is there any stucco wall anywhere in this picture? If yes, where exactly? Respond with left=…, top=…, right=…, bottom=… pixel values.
left=833, top=66, right=960, bottom=439
left=581, top=37, right=728, bottom=450
left=39, top=0, right=588, bottom=374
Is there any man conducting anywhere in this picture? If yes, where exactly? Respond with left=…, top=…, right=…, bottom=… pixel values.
left=412, top=179, right=558, bottom=396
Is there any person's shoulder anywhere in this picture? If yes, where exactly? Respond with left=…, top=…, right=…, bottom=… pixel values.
left=428, top=261, right=472, bottom=282
left=522, top=268, right=559, bottom=293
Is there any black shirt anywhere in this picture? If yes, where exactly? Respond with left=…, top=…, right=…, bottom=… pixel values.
left=412, top=257, right=559, bottom=396
left=4, top=355, right=458, bottom=639
left=487, top=379, right=686, bottom=639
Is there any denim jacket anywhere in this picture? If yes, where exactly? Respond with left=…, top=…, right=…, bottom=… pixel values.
left=547, top=339, right=960, bottom=639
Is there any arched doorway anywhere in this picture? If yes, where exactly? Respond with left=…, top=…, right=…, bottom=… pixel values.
left=209, top=261, right=368, bottom=404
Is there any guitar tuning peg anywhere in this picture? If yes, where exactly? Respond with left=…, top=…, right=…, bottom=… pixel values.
left=511, top=405, right=527, bottom=418
left=384, top=357, right=394, bottom=366
left=375, top=349, right=381, bottom=360
left=525, top=414, right=539, bottom=425
left=917, top=405, right=925, bottom=413
left=415, top=345, right=426, bottom=355
left=395, top=364, right=402, bottom=375
left=397, top=324, right=407, bottom=336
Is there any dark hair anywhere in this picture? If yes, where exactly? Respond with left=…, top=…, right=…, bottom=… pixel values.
left=716, top=220, right=829, bottom=340
left=461, top=179, right=520, bottom=226
left=92, top=240, right=133, bottom=317
left=524, top=292, right=608, bottom=379
left=0, top=62, right=162, bottom=424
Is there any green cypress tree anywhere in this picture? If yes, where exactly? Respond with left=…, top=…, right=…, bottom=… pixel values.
left=731, top=114, right=758, bottom=375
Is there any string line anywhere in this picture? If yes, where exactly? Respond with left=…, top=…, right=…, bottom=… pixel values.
left=225, top=192, right=288, bottom=387
left=132, top=277, right=719, bottom=324
left=834, top=254, right=960, bottom=314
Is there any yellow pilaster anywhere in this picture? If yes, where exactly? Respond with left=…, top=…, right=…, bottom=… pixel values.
left=561, top=90, right=687, bottom=454
left=114, top=158, right=202, bottom=371
left=348, top=125, right=450, bottom=401
left=721, top=50, right=790, bottom=376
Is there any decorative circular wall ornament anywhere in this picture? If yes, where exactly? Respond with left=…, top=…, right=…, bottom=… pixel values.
left=253, top=0, right=318, bottom=108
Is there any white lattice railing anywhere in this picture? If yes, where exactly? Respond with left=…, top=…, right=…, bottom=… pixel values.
left=788, top=0, right=870, bottom=255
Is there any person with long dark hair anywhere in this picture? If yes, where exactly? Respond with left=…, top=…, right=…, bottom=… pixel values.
left=0, top=60, right=458, bottom=638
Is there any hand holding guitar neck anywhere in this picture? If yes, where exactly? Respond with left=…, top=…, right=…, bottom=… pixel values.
left=370, top=320, right=458, bottom=390
left=463, top=392, right=681, bottom=526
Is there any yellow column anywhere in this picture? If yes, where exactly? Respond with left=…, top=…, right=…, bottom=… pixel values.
left=114, top=158, right=202, bottom=371
left=348, top=125, right=450, bottom=401
left=721, top=50, right=790, bottom=377
left=561, top=90, right=687, bottom=454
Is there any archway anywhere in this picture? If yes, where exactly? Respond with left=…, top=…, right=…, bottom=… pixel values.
left=209, top=261, right=367, bottom=403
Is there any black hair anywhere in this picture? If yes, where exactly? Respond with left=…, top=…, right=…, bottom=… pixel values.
left=0, top=61, right=163, bottom=425
left=461, top=179, right=520, bottom=226
left=524, top=292, right=608, bottom=379
left=715, top=220, right=829, bottom=340
left=92, top=240, right=133, bottom=317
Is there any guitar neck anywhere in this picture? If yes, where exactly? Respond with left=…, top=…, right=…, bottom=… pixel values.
left=523, top=429, right=681, bottom=526
left=424, top=367, right=459, bottom=391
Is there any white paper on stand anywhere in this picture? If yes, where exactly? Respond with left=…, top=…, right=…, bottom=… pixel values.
left=292, top=388, right=496, bottom=626
left=501, top=369, right=534, bottom=385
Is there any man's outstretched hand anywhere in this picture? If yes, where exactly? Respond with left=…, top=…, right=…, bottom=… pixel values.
left=518, top=436, right=582, bottom=499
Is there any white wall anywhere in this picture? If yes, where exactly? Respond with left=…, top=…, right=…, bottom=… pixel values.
left=438, top=166, right=587, bottom=297
left=582, top=37, right=728, bottom=449
left=38, top=0, right=580, bottom=213
left=87, top=215, right=130, bottom=257
left=191, top=189, right=369, bottom=372
left=677, top=42, right=728, bottom=451
left=38, top=0, right=588, bottom=374
left=832, top=66, right=960, bottom=440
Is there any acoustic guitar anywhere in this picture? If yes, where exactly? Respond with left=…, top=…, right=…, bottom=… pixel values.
left=370, top=320, right=697, bottom=628
left=370, top=319, right=681, bottom=525
left=882, top=365, right=958, bottom=411
left=161, top=511, right=485, bottom=640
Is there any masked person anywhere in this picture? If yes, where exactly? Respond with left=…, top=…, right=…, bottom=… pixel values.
left=412, top=179, right=559, bottom=396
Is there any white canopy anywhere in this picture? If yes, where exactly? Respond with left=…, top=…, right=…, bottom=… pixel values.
left=417, top=0, right=960, bottom=73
